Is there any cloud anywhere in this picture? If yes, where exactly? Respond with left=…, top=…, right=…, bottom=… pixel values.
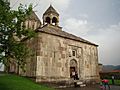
left=84, top=23, right=120, bottom=65
left=78, top=14, right=89, bottom=19
left=52, top=0, right=71, bottom=11
left=10, top=0, right=71, bottom=22
left=63, top=17, right=120, bottom=65
left=99, top=24, right=120, bottom=65
left=63, top=18, right=94, bottom=36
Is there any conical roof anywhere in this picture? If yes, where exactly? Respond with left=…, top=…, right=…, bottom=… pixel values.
left=43, top=5, right=59, bottom=16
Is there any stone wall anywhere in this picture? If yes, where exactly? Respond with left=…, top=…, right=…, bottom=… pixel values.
left=35, top=32, right=100, bottom=82
left=17, top=37, right=38, bottom=77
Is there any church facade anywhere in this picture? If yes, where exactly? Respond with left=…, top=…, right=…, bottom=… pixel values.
left=9, top=5, right=100, bottom=83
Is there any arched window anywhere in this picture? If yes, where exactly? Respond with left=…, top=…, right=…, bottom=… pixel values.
left=45, top=17, right=50, bottom=24
left=52, top=17, right=57, bottom=25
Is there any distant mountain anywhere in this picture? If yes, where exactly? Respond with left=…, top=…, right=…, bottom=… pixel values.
left=102, top=65, right=120, bottom=72
left=114, top=65, right=120, bottom=70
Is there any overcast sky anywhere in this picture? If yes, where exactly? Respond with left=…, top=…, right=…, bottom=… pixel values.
left=10, top=0, right=120, bottom=65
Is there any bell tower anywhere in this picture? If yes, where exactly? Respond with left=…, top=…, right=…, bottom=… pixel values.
left=43, top=5, right=59, bottom=26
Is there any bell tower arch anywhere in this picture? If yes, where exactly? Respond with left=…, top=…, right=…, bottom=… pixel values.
left=43, top=5, right=59, bottom=26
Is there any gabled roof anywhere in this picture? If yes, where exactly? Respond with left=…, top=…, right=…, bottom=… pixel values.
left=43, top=5, right=59, bottom=16
left=27, top=11, right=41, bottom=22
left=36, top=24, right=98, bottom=46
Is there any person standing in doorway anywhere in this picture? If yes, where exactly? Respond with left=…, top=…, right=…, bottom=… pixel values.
left=75, top=71, right=79, bottom=80
left=72, top=71, right=76, bottom=80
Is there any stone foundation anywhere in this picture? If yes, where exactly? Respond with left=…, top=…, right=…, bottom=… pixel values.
left=36, top=76, right=69, bottom=82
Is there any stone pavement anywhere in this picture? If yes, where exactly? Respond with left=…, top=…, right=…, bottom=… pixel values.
left=57, top=85, right=120, bottom=90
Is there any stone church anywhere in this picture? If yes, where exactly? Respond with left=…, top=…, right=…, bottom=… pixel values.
left=9, top=5, right=100, bottom=83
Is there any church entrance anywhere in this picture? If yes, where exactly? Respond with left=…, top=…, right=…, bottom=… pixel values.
left=70, top=59, right=77, bottom=78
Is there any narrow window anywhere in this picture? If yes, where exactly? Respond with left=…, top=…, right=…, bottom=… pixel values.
left=32, top=24, right=34, bottom=29
left=72, top=50, right=76, bottom=56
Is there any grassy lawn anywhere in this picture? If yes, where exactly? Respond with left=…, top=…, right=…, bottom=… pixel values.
left=0, top=74, right=54, bottom=90
left=108, top=79, right=120, bottom=85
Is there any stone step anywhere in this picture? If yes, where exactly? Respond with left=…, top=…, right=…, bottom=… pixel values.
left=57, top=80, right=86, bottom=88
left=74, top=80, right=86, bottom=87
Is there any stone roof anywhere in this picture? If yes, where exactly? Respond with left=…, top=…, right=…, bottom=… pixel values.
left=27, top=11, right=41, bottom=22
left=37, top=24, right=98, bottom=46
left=43, top=5, right=59, bottom=16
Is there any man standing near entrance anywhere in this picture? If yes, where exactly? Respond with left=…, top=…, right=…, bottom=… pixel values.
left=75, top=71, right=79, bottom=80
left=72, top=71, right=76, bottom=80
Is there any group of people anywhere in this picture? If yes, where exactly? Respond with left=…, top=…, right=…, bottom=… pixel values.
left=71, top=71, right=115, bottom=89
left=100, top=79, right=110, bottom=90
left=71, top=71, right=79, bottom=87
left=100, top=76, right=115, bottom=90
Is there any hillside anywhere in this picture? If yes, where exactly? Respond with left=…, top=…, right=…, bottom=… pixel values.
left=102, top=65, right=120, bottom=72
left=114, top=65, right=120, bottom=70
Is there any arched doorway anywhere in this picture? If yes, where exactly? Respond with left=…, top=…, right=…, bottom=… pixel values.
left=70, top=59, right=77, bottom=78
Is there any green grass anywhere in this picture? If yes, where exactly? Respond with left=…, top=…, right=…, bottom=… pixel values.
left=108, top=79, right=120, bottom=85
left=0, top=74, right=54, bottom=90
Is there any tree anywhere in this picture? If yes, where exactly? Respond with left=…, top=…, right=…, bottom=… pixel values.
left=0, top=0, right=35, bottom=73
